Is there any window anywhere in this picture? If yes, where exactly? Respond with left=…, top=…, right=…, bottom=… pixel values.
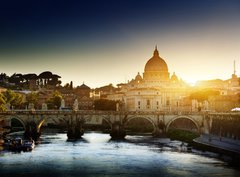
left=147, top=100, right=150, bottom=109
left=166, top=97, right=170, bottom=106
left=138, top=101, right=141, bottom=106
left=147, top=100, right=150, bottom=105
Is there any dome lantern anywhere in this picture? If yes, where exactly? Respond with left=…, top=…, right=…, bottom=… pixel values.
left=153, top=45, right=159, bottom=57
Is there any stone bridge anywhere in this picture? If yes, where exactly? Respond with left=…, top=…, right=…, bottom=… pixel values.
left=0, top=110, right=239, bottom=140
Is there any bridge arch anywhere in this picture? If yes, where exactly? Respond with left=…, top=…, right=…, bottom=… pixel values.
left=11, top=116, right=26, bottom=130
left=124, top=116, right=157, bottom=132
left=95, top=115, right=113, bottom=127
left=166, top=116, right=200, bottom=133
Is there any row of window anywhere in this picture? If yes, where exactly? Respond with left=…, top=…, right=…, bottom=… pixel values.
left=138, top=92, right=160, bottom=95
left=137, top=99, right=175, bottom=109
left=137, top=100, right=170, bottom=105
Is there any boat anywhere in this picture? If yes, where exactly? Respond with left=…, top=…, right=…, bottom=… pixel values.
left=9, top=137, right=23, bottom=151
left=22, top=140, right=35, bottom=151
left=4, top=137, right=35, bottom=152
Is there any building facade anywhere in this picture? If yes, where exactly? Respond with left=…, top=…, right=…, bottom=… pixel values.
left=108, top=47, right=191, bottom=112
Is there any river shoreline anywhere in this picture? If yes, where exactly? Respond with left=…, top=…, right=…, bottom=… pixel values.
left=166, top=129, right=240, bottom=166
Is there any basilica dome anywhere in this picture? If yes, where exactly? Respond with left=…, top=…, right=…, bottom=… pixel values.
left=143, top=47, right=170, bottom=83
left=144, top=47, right=168, bottom=72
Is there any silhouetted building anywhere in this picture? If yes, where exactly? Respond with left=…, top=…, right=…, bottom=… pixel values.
left=74, top=83, right=93, bottom=110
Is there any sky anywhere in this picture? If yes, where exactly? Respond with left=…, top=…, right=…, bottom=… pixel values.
left=0, top=0, right=240, bottom=88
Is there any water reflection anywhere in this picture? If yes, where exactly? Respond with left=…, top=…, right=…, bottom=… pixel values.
left=0, top=132, right=239, bottom=177
left=82, top=132, right=111, bottom=143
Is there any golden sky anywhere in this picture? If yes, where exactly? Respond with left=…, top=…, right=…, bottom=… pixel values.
left=1, top=0, right=239, bottom=88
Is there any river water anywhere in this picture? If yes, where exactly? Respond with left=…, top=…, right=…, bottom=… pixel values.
left=0, top=132, right=239, bottom=177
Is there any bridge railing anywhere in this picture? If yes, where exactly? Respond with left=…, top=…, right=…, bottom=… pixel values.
left=0, top=109, right=213, bottom=116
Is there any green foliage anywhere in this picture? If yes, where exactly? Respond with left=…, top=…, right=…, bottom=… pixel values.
left=0, top=72, right=62, bottom=90
left=190, top=89, right=220, bottom=102
left=4, top=89, right=16, bottom=104
left=11, top=93, right=23, bottom=108
left=3, top=89, right=24, bottom=109
left=26, top=92, right=39, bottom=107
left=167, top=129, right=199, bottom=144
left=47, top=91, right=63, bottom=109
left=0, top=93, right=6, bottom=111
left=94, top=99, right=117, bottom=111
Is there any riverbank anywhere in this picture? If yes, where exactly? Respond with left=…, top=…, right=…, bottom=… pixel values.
left=166, top=129, right=199, bottom=145
left=194, top=134, right=240, bottom=165
left=167, top=129, right=240, bottom=165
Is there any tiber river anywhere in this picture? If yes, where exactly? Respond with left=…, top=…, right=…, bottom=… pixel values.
left=0, top=132, right=239, bottom=177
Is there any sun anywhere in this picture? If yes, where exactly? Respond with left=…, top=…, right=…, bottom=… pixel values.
left=185, top=78, right=198, bottom=86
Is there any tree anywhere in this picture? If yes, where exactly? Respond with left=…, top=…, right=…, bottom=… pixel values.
left=190, top=89, right=220, bottom=111
left=49, top=74, right=61, bottom=87
left=8, top=73, right=23, bottom=86
left=70, top=81, right=73, bottom=89
left=190, top=89, right=219, bottom=102
left=22, top=73, right=38, bottom=87
left=3, top=89, right=24, bottom=109
left=47, top=91, right=63, bottom=109
left=38, top=71, right=53, bottom=86
left=26, top=92, right=39, bottom=107
left=64, top=83, right=70, bottom=88
left=0, top=73, right=8, bottom=84
left=0, top=93, right=6, bottom=111
left=11, top=93, right=24, bottom=109
left=4, top=89, right=16, bottom=105
left=38, top=71, right=62, bottom=88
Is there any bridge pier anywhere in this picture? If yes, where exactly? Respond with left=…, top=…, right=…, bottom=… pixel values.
left=67, top=116, right=84, bottom=139
left=152, top=119, right=166, bottom=137
left=24, top=121, right=41, bottom=140
left=67, top=124, right=84, bottom=139
left=152, top=127, right=166, bottom=138
left=110, top=122, right=126, bottom=140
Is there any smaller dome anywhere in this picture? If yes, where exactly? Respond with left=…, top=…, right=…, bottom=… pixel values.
left=78, top=83, right=90, bottom=89
left=171, top=72, right=178, bottom=82
left=135, top=72, right=142, bottom=81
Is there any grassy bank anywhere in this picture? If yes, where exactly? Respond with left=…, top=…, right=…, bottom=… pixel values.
left=166, top=129, right=199, bottom=145
left=166, top=129, right=216, bottom=151
left=166, top=129, right=236, bottom=153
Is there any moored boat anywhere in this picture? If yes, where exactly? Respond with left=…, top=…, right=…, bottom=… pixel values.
left=4, top=137, right=35, bottom=152
left=9, top=137, right=23, bottom=151
left=22, top=140, right=35, bottom=151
